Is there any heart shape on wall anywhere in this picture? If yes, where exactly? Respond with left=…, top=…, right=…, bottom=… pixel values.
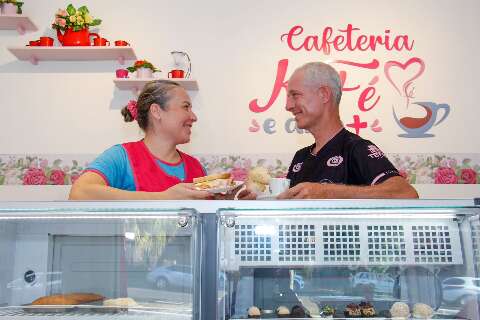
left=384, top=57, right=425, bottom=96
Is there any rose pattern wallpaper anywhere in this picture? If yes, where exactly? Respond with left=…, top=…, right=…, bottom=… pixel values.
left=0, top=153, right=478, bottom=185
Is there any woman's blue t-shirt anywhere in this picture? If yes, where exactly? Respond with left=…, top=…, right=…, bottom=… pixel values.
left=87, top=145, right=187, bottom=191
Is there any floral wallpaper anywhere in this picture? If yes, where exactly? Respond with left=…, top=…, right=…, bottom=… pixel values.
left=0, top=153, right=478, bottom=185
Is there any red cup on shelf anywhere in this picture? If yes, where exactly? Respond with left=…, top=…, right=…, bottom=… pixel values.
left=168, top=69, right=185, bottom=78
left=28, top=40, right=40, bottom=46
left=39, top=37, right=54, bottom=46
left=116, top=69, right=129, bottom=78
left=93, top=37, right=110, bottom=46
left=114, top=40, right=130, bottom=46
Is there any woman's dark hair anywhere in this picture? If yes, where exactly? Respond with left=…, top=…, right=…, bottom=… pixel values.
left=121, top=80, right=180, bottom=130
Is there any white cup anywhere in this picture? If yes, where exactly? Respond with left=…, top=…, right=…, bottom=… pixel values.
left=269, top=178, right=290, bottom=196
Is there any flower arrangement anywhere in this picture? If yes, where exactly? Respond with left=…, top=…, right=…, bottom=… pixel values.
left=51, top=4, right=101, bottom=32
left=127, top=60, right=160, bottom=73
left=0, top=0, right=24, bottom=14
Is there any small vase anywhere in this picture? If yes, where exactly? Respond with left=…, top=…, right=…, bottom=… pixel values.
left=136, top=68, right=153, bottom=79
left=2, top=3, right=18, bottom=15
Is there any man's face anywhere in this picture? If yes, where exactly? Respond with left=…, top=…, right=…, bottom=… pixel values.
left=285, top=70, right=323, bottom=130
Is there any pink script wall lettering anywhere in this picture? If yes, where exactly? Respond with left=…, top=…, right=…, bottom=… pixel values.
left=248, top=24, right=451, bottom=138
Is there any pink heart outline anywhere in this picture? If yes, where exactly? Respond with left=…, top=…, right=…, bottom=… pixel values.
left=384, top=57, right=425, bottom=96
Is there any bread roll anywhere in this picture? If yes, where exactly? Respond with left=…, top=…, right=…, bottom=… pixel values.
left=103, top=297, right=138, bottom=307
left=248, top=167, right=271, bottom=185
left=412, top=303, right=433, bottom=319
left=31, top=293, right=104, bottom=305
left=246, top=167, right=271, bottom=193
left=390, top=302, right=410, bottom=318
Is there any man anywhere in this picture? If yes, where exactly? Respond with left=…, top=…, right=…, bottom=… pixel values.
left=278, top=62, right=418, bottom=199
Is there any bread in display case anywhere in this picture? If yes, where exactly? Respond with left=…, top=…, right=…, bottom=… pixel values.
left=0, top=204, right=201, bottom=319
left=217, top=205, right=480, bottom=320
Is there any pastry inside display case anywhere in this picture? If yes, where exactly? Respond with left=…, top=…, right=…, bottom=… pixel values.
left=218, top=210, right=480, bottom=320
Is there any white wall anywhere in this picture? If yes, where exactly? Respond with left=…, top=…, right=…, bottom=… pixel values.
left=1, top=0, right=479, bottom=199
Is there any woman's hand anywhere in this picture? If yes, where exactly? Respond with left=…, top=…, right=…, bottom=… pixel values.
left=162, top=183, right=212, bottom=200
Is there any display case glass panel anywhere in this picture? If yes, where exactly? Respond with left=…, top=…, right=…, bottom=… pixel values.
left=218, top=206, right=480, bottom=320
left=0, top=205, right=200, bottom=319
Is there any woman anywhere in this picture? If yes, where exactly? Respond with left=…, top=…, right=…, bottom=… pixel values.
left=70, top=80, right=250, bottom=200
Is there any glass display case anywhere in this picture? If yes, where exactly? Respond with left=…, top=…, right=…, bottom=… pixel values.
left=217, top=204, right=480, bottom=320
left=0, top=204, right=201, bottom=319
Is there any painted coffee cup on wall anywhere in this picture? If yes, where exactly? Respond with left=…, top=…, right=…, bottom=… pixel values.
left=39, top=37, right=54, bottom=46
left=168, top=69, right=185, bottom=78
left=115, top=69, right=129, bottom=78
left=114, top=40, right=130, bottom=46
left=93, top=37, right=110, bottom=46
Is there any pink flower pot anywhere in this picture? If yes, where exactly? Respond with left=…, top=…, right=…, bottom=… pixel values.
left=1, top=3, right=18, bottom=15
left=136, top=67, right=153, bottom=79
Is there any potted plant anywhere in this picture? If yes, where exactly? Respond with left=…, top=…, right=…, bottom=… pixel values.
left=51, top=4, right=101, bottom=46
left=0, top=0, right=24, bottom=15
left=127, top=60, right=160, bottom=79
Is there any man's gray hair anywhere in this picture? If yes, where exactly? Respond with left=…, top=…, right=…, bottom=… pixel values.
left=297, top=62, right=342, bottom=106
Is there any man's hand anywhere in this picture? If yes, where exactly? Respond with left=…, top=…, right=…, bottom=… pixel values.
left=277, top=182, right=329, bottom=199
left=276, top=176, right=419, bottom=199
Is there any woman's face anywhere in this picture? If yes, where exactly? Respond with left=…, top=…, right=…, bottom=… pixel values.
left=157, top=87, right=197, bottom=144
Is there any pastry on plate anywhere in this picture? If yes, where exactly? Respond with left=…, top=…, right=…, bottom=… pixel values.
left=359, top=301, right=376, bottom=317
left=246, top=167, right=271, bottom=194
left=344, top=303, right=362, bottom=317
left=31, top=293, right=104, bottom=305
left=193, top=173, right=233, bottom=191
left=276, top=305, right=291, bottom=318
left=247, top=306, right=261, bottom=318
left=390, top=302, right=410, bottom=318
left=291, top=305, right=310, bottom=318
left=103, top=297, right=138, bottom=308
left=412, top=303, right=433, bottom=319
left=320, top=305, right=335, bottom=318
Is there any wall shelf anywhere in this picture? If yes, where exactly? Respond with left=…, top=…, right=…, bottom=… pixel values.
left=0, top=14, right=37, bottom=34
left=7, top=46, right=137, bottom=65
left=114, top=78, right=199, bottom=93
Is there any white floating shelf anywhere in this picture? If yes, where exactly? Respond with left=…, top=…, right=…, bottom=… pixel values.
left=0, top=14, right=37, bottom=34
left=7, top=46, right=137, bottom=65
left=114, top=78, right=199, bottom=93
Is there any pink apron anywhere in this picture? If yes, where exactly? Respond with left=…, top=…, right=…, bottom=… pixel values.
left=122, top=140, right=205, bottom=192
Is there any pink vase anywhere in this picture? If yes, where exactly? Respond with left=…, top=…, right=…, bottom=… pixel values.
left=2, top=3, right=18, bottom=15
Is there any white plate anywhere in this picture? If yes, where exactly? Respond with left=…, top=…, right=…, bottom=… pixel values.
left=256, top=193, right=278, bottom=200
left=199, top=180, right=244, bottom=194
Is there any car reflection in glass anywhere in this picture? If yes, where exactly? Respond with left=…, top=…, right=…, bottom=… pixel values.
left=442, top=277, right=480, bottom=306
left=146, top=265, right=225, bottom=291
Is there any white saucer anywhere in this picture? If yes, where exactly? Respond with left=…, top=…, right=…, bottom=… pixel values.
left=256, top=193, right=278, bottom=200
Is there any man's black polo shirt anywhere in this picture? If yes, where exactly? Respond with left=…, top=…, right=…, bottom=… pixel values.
left=287, top=128, right=400, bottom=187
